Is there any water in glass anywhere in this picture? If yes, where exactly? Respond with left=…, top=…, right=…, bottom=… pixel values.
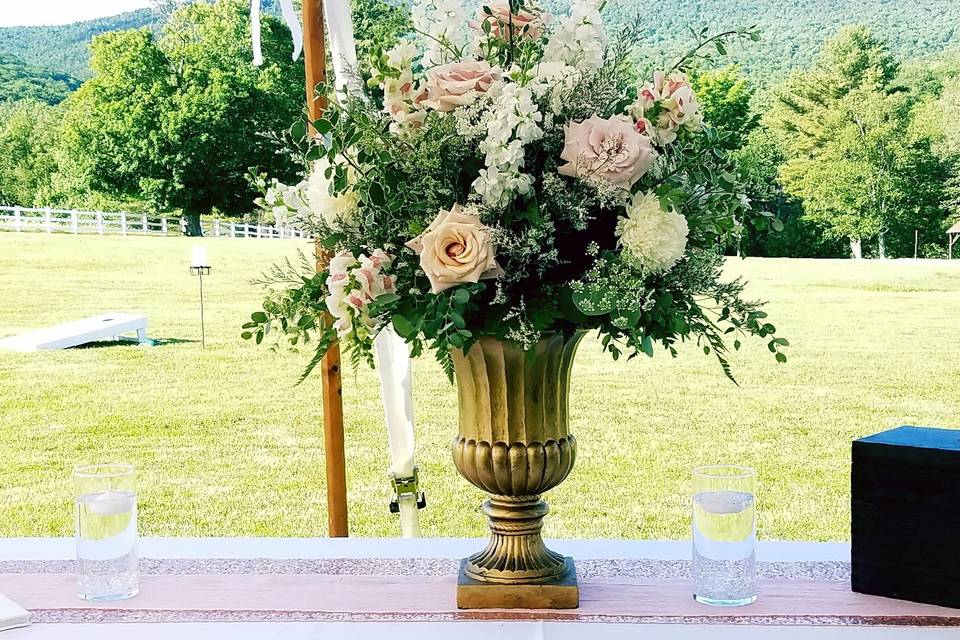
left=692, top=467, right=757, bottom=606
left=75, top=466, right=139, bottom=601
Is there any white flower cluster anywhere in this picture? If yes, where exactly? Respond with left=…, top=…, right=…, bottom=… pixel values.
left=325, top=250, right=397, bottom=339
left=255, top=159, right=359, bottom=231
left=452, top=93, right=495, bottom=141
left=304, top=159, right=360, bottom=229
left=473, top=83, right=544, bottom=207
left=529, top=61, right=581, bottom=116
left=615, top=192, right=689, bottom=273
left=541, top=0, right=607, bottom=70
left=258, top=178, right=302, bottom=227
left=411, top=0, right=468, bottom=67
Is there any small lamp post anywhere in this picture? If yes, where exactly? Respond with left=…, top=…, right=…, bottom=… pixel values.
left=190, top=246, right=212, bottom=348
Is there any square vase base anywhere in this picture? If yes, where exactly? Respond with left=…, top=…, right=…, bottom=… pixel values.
left=456, top=557, right=579, bottom=609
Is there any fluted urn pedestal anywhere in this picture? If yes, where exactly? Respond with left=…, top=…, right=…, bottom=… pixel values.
left=451, top=332, right=584, bottom=609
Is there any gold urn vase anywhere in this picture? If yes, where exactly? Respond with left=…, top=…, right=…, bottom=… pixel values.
left=451, top=332, right=585, bottom=609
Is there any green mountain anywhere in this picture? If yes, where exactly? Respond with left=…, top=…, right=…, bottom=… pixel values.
left=0, top=9, right=159, bottom=81
left=0, top=0, right=957, bottom=95
left=0, top=52, right=79, bottom=104
left=548, top=0, right=960, bottom=81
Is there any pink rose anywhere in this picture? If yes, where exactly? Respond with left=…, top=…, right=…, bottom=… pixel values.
left=558, top=115, right=656, bottom=189
left=421, top=61, right=503, bottom=112
left=471, top=2, right=546, bottom=40
left=405, top=204, right=502, bottom=295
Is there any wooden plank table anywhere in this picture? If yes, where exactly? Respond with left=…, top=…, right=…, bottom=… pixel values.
left=0, top=539, right=957, bottom=638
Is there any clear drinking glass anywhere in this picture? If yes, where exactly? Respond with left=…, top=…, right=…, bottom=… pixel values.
left=74, top=464, right=139, bottom=601
left=692, top=465, right=757, bottom=606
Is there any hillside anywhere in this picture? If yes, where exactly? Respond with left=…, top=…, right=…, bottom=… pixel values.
left=0, top=9, right=158, bottom=81
left=0, top=0, right=957, bottom=90
left=548, top=0, right=960, bottom=81
left=0, top=52, right=79, bottom=104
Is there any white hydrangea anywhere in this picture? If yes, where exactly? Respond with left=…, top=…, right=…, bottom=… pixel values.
left=541, top=0, right=607, bottom=70
left=473, top=83, right=543, bottom=207
left=616, top=192, right=689, bottom=273
left=411, top=0, right=468, bottom=67
left=305, top=159, right=360, bottom=230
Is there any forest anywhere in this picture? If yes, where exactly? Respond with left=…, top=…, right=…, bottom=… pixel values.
left=0, top=0, right=957, bottom=256
left=2, top=0, right=959, bottom=86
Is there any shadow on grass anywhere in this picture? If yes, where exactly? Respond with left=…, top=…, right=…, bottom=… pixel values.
left=71, top=338, right=198, bottom=350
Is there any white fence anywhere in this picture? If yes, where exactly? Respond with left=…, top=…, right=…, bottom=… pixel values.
left=0, top=206, right=311, bottom=240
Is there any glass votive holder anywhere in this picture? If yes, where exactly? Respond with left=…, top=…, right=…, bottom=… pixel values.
left=74, top=464, right=139, bottom=601
left=692, top=465, right=757, bottom=606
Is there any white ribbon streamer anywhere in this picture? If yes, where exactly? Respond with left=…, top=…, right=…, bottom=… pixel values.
left=322, top=0, right=363, bottom=98
left=374, top=327, right=421, bottom=539
left=250, top=0, right=303, bottom=67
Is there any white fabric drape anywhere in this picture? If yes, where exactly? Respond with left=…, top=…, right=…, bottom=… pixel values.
left=250, top=0, right=303, bottom=67
left=249, top=0, right=420, bottom=538
left=322, top=0, right=363, bottom=98
left=374, top=327, right=421, bottom=539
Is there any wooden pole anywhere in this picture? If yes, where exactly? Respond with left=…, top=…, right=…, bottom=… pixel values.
left=304, top=0, right=349, bottom=538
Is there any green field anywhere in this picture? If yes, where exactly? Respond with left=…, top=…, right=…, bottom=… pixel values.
left=1, top=233, right=958, bottom=541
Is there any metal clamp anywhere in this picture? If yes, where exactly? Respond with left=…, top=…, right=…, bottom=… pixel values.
left=389, top=467, right=427, bottom=514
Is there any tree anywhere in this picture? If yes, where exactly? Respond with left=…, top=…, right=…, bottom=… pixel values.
left=57, top=30, right=170, bottom=208
left=767, top=26, right=949, bottom=257
left=778, top=86, right=946, bottom=258
left=59, top=0, right=304, bottom=235
left=690, top=65, right=757, bottom=150
left=350, top=0, right=412, bottom=66
left=0, top=53, right=80, bottom=105
left=0, top=100, right=60, bottom=206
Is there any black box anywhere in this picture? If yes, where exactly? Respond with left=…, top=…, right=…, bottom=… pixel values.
left=852, top=426, right=960, bottom=608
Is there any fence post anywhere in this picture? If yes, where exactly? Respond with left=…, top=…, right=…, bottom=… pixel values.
left=97, top=211, right=104, bottom=235
left=44, top=207, right=52, bottom=233
left=71, top=210, right=79, bottom=234
left=257, top=225, right=262, bottom=239
left=161, top=217, right=168, bottom=235
left=120, top=212, right=128, bottom=235
left=142, top=214, right=148, bottom=234
left=214, top=219, right=221, bottom=237
left=180, top=218, right=187, bottom=235
left=13, top=206, right=22, bottom=232
left=230, top=222, right=236, bottom=238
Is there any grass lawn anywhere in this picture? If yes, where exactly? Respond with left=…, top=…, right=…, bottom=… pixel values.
left=1, top=233, right=958, bottom=541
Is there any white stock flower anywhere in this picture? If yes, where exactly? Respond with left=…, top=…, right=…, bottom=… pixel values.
left=305, top=159, right=360, bottom=229
left=471, top=83, right=542, bottom=207
left=542, top=0, right=607, bottom=70
left=387, top=39, right=419, bottom=68
left=616, top=192, right=689, bottom=273
left=411, top=0, right=468, bottom=66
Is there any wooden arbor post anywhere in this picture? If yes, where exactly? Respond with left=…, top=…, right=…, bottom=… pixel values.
left=304, top=0, right=349, bottom=538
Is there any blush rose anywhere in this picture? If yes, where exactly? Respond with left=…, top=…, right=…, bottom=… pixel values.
left=421, top=61, right=503, bottom=112
left=405, top=204, right=502, bottom=294
left=558, top=115, right=656, bottom=188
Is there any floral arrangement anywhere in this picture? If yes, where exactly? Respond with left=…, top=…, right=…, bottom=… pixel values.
left=245, top=0, right=787, bottom=381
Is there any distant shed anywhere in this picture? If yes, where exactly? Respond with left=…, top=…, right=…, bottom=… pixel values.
left=950, top=221, right=960, bottom=259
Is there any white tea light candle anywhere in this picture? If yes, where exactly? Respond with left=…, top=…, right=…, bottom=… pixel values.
left=191, top=246, right=209, bottom=268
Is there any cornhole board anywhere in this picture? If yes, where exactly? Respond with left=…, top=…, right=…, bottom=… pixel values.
left=0, top=313, right=149, bottom=352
